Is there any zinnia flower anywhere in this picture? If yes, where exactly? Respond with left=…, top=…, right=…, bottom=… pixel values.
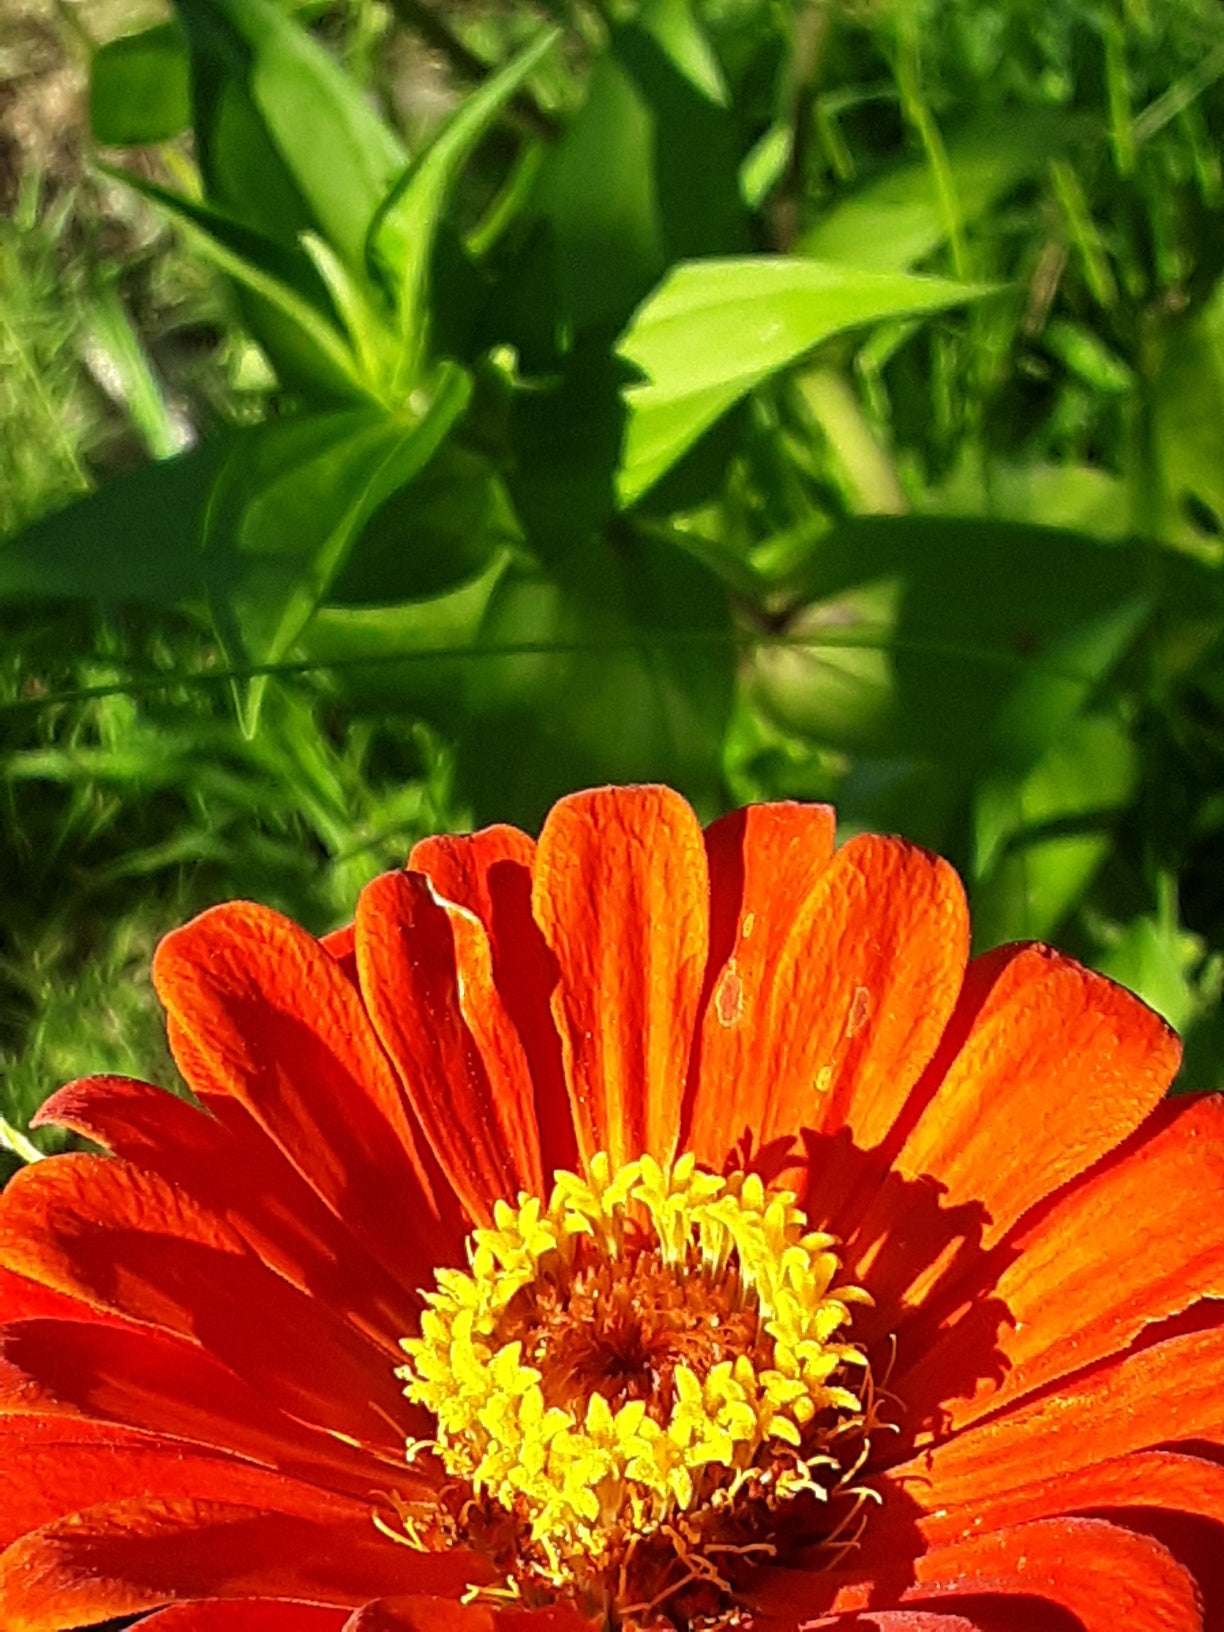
left=0, top=784, right=1220, bottom=1632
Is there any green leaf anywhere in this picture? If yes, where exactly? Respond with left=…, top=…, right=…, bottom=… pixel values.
left=82, top=280, right=188, bottom=461
left=299, top=554, right=509, bottom=728
left=507, top=340, right=630, bottom=557
left=90, top=21, right=191, bottom=146
left=1095, top=892, right=1218, bottom=1036
left=532, top=56, right=661, bottom=336
left=370, top=28, right=559, bottom=380
left=800, top=108, right=1084, bottom=272
left=751, top=516, right=1161, bottom=774
left=104, top=167, right=364, bottom=398
left=1152, top=273, right=1224, bottom=553
left=329, top=446, right=515, bottom=604
left=972, top=714, right=1138, bottom=945
left=925, top=457, right=1130, bottom=541
left=176, top=0, right=407, bottom=271
left=529, top=0, right=746, bottom=337
left=204, top=368, right=472, bottom=733
left=615, top=258, right=984, bottom=505
left=458, top=533, right=733, bottom=826
left=299, top=232, right=400, bottom=391
left=0, top=440, right=230, bottom=606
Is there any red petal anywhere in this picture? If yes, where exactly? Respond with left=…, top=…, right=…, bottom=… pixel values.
left=683, top=802, right=837, bottom=1166
left=0, top=1498, right=490, bottom=1629
left=0, top=1414, right=358, bottom=1548
left=152, top=902, right=464, bottom=1288
left=0, top=1320, right=397, bottom=1499
left=0, top=1265, right=108, bottom=1327
left=0, top=1156, right=410, bottom=1451
left=757, top=1516, right=1201, bottom=1630
left=878, top=944, right=1180, bottom=1266
left=892, top=1324, right=1224, bottom=1511
left=344, top=1600, right=598, bottom=1631
left=409, top=826, right=576, bottom=1182
left=356, top=871, right=544, bottom=1219
left=898, top=1094, right=1224, bottom=1433
left=795, top=1617, right=1011, bottom=1632
left=36, top=1077, right=422, bottom=1352
left=137, top=1605, right=349, bottom=1631
left=531, top=787, right=709, bottom=1170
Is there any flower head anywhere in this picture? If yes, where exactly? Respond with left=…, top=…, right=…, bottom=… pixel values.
left=0, top=785, right=1220, bottom=1632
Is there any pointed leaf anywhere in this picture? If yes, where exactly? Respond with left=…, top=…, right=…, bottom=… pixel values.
left=104, top=167, right=364, bottom=398
left=176, top=0, right=407, bottom=270
left=0, top=441, right=229, bottom=606
left=370, top=28, right=559, bottom=381
left=203, top=369, right=472, bottom=732
left=615, top=257, right=984, bottom=504
left=801, top=108, right=1084, bottom=272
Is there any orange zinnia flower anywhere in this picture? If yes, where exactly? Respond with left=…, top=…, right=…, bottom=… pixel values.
left=0, top=785, right=1221, bottom=1632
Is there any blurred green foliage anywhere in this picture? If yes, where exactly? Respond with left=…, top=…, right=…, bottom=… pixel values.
left=4, top=0, right=1224, bottom=1169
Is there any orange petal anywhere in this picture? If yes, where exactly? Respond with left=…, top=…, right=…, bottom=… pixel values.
left=0, top=1156, right=409, bottom=1453
left=153, top=902, right=464, bottom=1288
left=0, top=1414, right=358, bottom=1548
left=897, top=1094, right=1224, bottom=1433
left=356, top=871, right=544, bottom=1219
left=710, top=835, right=968, bottom=1210
left=915, top=1448, right=1224, bottom=1545
left=0, top=1320, right=396, bottom=1500
left=408, top=825, right=536, bottom=917
left=408, top=826, right=576, bottom=1183
left=531, top=787, right=709, bottom=1169
left=756, top=1516, right=1201, bottom=1629
left=36, top=1077, right=421, bottom=1351
left=891, top=1323, right=1224, bottom=1513
left=138, top=1604, right=349, bottom=1631
left=877, top=944, right=1180, bottom=1265
left=0, top=1498, right=491, bottom=1629
left=683, top=802, right=837, bottom=1166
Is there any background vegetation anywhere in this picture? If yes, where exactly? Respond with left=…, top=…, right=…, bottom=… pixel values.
left=3, top=0, right=1224, bottom=1175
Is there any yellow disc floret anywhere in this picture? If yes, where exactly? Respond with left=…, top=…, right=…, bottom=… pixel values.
left=398, top=1152, right=870, bottom=1588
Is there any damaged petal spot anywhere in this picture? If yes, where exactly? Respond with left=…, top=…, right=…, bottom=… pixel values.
left=714, top=962, right=745, bottom=1028
left=847, top=985, right=872, bottom=1039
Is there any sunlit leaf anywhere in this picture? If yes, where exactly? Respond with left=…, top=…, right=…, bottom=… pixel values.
left=615, top=258, right=983, bottom=504
left=751, top=515, right=1163, bottom=772
left=1152, top=272, right=1224, bottom=555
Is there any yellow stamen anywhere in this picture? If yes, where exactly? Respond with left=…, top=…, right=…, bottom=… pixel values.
left=398, top=1152, right=870, bottom=1595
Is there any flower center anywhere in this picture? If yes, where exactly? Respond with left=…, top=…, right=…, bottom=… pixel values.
left=398, top=1153, right=873, bottom=1624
